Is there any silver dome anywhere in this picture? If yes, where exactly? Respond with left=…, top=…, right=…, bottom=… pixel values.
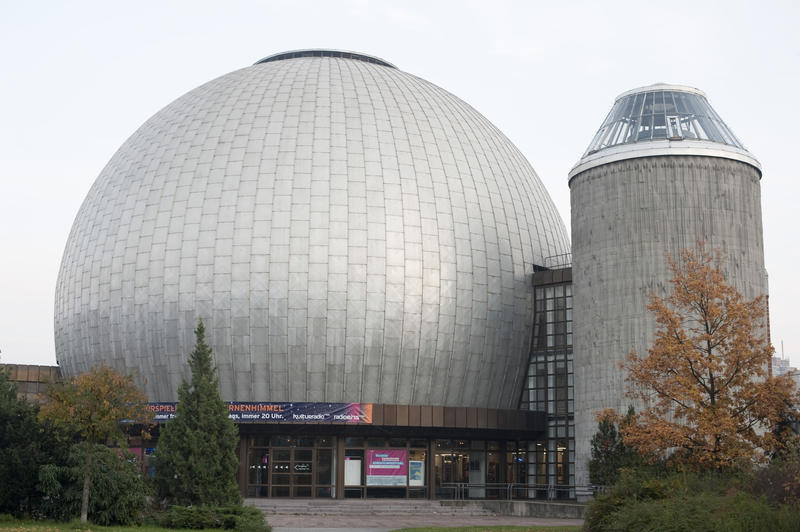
left=55, top=50, right=570, bottom=407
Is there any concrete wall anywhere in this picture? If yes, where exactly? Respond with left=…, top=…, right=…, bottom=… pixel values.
left=441, top=499, right=586, bottom=519
left=570, top=155, right=766, bottom=486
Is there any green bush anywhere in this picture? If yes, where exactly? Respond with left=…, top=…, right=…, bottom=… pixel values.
left=584, top=469, right=800, bottom=532
left=37, top=443, right=149, bottom=525
left=157, top=504, right=270, bottom=532
left=748, top=453, right=800, bottom=507
left=0, top=366, right=68, bottom=517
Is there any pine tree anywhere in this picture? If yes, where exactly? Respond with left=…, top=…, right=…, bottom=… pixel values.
left=588, top=407, right=640, bottom=486
left=154, top=320, right=241, bottom=505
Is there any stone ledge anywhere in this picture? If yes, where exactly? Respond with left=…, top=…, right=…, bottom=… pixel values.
left=440, top=499, right=587, bottom=519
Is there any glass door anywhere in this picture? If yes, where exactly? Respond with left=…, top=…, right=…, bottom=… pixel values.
left=271, top=448, right=291, bottom=497
left=292, top=448, right=313, bottom=497
left=486, top=451, right=504, bottom=499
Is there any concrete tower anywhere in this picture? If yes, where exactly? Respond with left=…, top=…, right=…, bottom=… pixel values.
left=569, top=84, right=766, bottom=487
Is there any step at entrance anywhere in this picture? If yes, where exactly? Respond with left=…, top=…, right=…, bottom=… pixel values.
left=246, top=498, right=498, bottom=517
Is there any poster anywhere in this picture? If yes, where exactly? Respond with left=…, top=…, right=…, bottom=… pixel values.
left=344, top=458, right=362, bottom=486
left=366, top=449, right=408, bottom=486
left=409, top=460, right=424, bottom=486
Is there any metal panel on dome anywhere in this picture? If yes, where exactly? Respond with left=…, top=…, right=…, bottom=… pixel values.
left=55, top=51, right=570, bottom=408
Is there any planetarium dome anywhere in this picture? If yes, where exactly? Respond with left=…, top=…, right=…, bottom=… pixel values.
left=55, top=50, right=569, bottom=407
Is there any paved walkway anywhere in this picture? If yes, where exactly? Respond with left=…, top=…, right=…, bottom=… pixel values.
left=268, top=513, right=584, bottom=530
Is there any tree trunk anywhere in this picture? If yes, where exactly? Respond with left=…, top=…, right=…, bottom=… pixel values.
left=81, top=449, right=92, bottom=523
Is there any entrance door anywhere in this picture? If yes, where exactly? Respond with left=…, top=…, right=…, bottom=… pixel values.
left=486, top=451, right=504, bottom=499
left=247, top=436, right=335, bottom=498
left=270, top=447, right=314, bottom=497
left=292, top=448, right=313, bottom=497
left=434, top=450, right=469, bottom=498
left=270, top=448, right=291, bottom=497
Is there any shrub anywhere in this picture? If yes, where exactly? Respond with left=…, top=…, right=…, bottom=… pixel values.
left=0, top=366, right=68, bottom=517
left=584, top=469, right=800, bottom=532
left=749, top=452, right=800, bottom=507
left=37, top=443, right=149, bottom=525
left=157, top=504, right=270, bottom=532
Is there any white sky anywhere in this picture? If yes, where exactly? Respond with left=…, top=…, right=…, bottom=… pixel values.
left=1, top=0, right=798, bottom=368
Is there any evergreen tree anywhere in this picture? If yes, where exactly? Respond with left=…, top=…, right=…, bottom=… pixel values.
left=0, top=365, right=65, bottom=515
left=589, top=407, right=639, bottom=486
left=155, top=320, right=241, bottom=505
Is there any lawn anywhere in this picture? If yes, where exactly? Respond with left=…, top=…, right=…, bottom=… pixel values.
left=0, top=517, right=234, bottom=532
left=0, top=518, right=580, bottom=532
left=392, top=526, right=582, bottom=532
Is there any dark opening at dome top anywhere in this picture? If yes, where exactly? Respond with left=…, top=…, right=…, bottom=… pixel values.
left=255, top=49, right=397, bottom=69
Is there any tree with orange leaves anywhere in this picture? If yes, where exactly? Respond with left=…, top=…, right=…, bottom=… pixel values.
left=39, top=365, right=153, bottom=523
left=618, top=247, right=797, bottom=470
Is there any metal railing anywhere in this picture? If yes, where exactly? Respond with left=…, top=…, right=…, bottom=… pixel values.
left=540, top=253, right=573, bottom=270
left=438, top=482, right=606, bottom=501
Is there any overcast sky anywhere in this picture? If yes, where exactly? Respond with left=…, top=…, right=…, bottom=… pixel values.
left=1, top=0, right=798, bottom=368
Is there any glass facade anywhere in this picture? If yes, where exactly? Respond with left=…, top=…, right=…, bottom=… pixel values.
left=341, top=437, right=428, bottom=499
left=584, top=88, right=745, bottom=156
left=244, top=435, right=543, bottom=499
left=521, top=278, right=575, bottom=498
left=246, top=435, right=336, bottom=498
left=433, top=439, right=530, bottom=500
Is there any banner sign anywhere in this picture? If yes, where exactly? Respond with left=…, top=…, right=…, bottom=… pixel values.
left=366, top=449, right=407, bottom=486
left=148, top=402, right=372, bottom=424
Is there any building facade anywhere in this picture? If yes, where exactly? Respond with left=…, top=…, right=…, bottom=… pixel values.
left=53, top=49, right=574, bottom=500
left=50, top=56, right=768, bottom=499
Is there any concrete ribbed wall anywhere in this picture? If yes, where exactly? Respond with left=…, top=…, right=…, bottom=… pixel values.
left=570, top=155, right=766, bottom=485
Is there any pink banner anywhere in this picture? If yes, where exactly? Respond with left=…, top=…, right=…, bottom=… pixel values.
left=366, top=449, right=407, bottom=486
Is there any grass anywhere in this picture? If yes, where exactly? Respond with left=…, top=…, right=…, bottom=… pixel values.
left=0, top=518, right=579, bottom=532
left=392, top=526, right=582, bottom=532
left=0, top=516, right=229, bottom=532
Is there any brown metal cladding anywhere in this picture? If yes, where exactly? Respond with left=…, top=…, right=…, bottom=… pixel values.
left=371, top=404, right=383, bottom=425
left=444, top=407, right=456, bottom=427
left=409, top=405, right=421, bottom=426
left=384, top=405, right=396, bottom=425
left=487, top=409, right=498, bottom=429
left=466, top=407, right=477, bottom=427
left=421, top=406, right=433, bottom=427
left=432, top=406, right=444, bottom=427
left=396, top=405, right=409, bottom=426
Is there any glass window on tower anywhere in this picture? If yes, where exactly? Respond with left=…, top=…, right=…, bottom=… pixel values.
left=522, top=276, right=574, bottom=499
